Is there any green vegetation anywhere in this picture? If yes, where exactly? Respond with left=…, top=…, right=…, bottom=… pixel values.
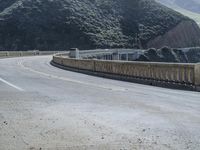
left=0, top=0, right=197, bottom=50
left=175, top=8, right=200, bottom=26
left=156, top=0, right=200, bottom=26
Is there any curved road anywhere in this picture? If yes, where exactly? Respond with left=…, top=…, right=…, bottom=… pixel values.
left=0, top=56, right=200, bottom=150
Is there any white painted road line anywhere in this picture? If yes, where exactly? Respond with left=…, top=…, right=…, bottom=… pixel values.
left=18, top=60, right=127, bottom=92
left=0, top=77, right=25, bottom=92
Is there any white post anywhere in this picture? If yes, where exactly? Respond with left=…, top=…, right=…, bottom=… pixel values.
left=126, top=53, right=129, bottom=61
left=75, top=48, right=79, bottom=59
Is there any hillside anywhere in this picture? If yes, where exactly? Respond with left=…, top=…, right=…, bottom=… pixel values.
left=0, top=0, right=200, bottom=50
left=156, top=0, right=200, bottom=25
left=157, top=0, right=200, bottom=13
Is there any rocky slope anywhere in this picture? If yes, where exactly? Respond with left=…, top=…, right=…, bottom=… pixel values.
left=0, top=0, right=200, bottom=50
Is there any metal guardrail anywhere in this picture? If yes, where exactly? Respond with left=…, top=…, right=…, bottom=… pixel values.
left=68, top=49, right=144, bottom=61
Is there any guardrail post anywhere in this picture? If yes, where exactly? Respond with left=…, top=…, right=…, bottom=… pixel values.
left=195, top=63, right=200, bottom=91
left=69, top=48, right=79, bottom=58
left=126, top=53, right=129, bottom=61
left=6, top=51, right=9, bottom=57
left=112, top=51, right=119, bottom=60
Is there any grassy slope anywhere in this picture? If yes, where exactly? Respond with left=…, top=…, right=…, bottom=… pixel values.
left=156, top=0, right=200, bottom=26
left=172, top=6, right=200, bottom=26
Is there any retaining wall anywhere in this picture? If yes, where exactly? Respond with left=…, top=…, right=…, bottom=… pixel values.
left=52, top=55, right=200, bottom=91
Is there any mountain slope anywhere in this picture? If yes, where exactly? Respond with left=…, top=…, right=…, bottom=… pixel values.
left=157, top=0, right=200, bottom=13
left=156, top=0, right=200, bottom=25
left=0, top=0, right=200, bottom=50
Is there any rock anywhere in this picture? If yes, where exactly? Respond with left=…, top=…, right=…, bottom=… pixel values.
left=3, top=121, right=8, bottom=125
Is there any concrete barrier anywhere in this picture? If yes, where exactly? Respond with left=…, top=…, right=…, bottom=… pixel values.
left=195, top=64, right=200, bottom=91
left=0, top=51, right=61, bottom=58
left=52, top=55, right=200, bottom=91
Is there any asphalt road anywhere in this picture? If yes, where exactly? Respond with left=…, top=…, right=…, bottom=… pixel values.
left=0, top=56, right=200, bottom=150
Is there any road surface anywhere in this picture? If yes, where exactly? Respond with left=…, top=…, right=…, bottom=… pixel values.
left=0, top=56, right=200, bottom=150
